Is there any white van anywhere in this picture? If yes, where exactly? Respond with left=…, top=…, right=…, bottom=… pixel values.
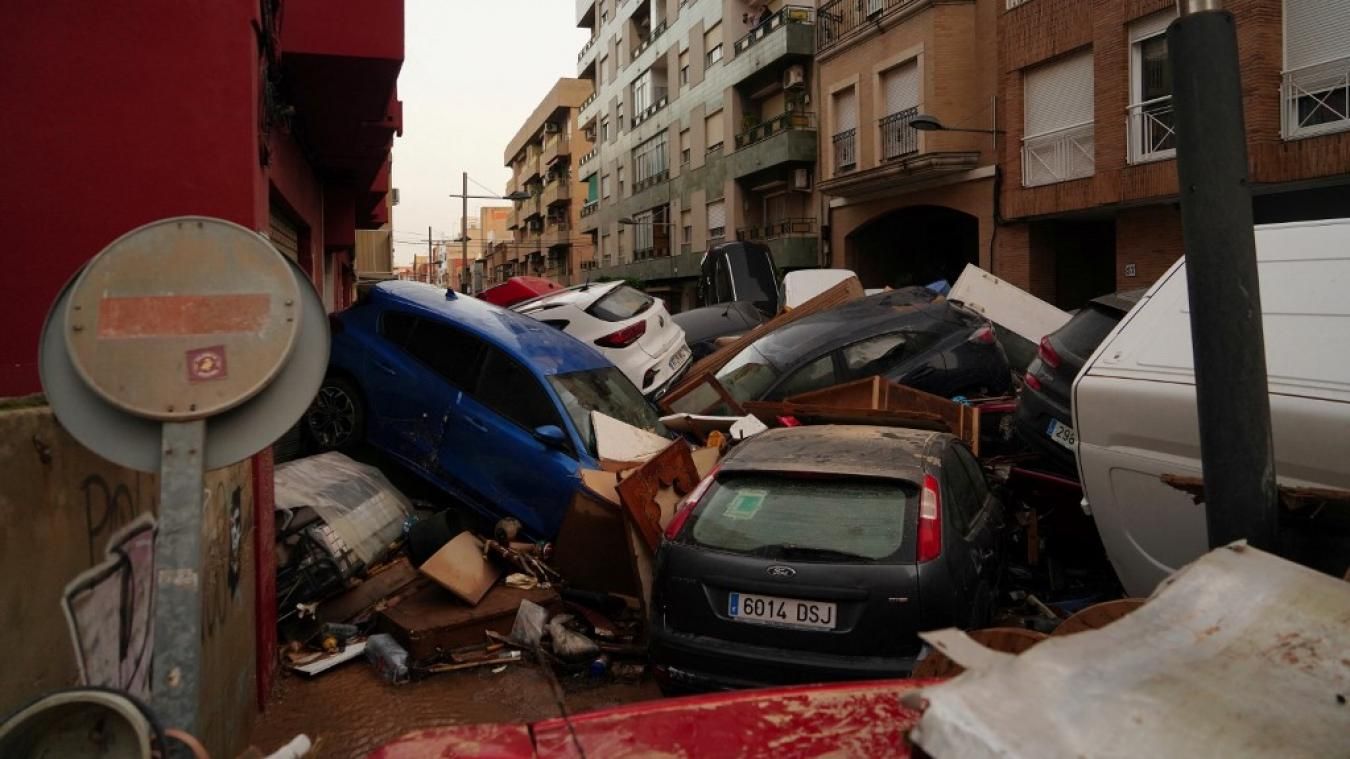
left=1073, top=219, right=1350, bottom=596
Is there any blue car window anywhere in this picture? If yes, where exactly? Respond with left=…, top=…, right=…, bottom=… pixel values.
left=379, top=310, right=417, bottom=345
left=474, top=347, right=566, bottom=436
left=401, top=317, right=486, bottom=391
left=939, top=444, right=977, bottom=538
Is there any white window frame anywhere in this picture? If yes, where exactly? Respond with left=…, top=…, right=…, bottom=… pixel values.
left=1127, top=11, right=1178, bottom=165
left=1022, top=50, right=1096, bottom=187
left=1281, top=0, right=1350, bottom=140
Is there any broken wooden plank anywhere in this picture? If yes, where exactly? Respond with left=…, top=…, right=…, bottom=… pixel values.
left=616, top=440, right=700, bottom=553
left=419, top=533, right=501, bottom=606
left=377, top=584, right=561, bottom=662
left=552, top=489, right=643, bottom=599
left=317, top=557, right=418, bottom=624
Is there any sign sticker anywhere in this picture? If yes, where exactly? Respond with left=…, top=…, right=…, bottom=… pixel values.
left=724, top=489, right=767, bottom=520
left=186, top=345, right=228, bottom=383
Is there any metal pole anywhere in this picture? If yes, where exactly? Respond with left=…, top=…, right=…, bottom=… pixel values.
left=1168, top=0, right=1278, bottom=549
left=152, top=420, right=206, bottom=747
left=426, top=225, right=433, bottom=284
left=461, top=172, right=470, bottom=294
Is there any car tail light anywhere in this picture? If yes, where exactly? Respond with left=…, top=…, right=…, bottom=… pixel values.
left=1038, top=336, right=1062, bottom=369
left=665, top=466, right=719, bottom=541
left=917, top=473, right=942, bottom=562
left=968, top=323, right=996, bottom=345
left=1024, top=372, right=1042, bottom=391
left=595, top=320, right=647, bottom=348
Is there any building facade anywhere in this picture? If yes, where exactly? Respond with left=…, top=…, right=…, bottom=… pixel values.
left=816, top=0, right=1000, bottom=291
left=477, top=206, right=514, bottom=287
left=575, top=0, right=823, bottom=310
left=502, top=79, right=596, bottom=286
left=995, top=0, right=1350, bottom=307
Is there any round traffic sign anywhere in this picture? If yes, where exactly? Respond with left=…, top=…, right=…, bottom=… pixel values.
left=64, top=217, right=302, bottom=421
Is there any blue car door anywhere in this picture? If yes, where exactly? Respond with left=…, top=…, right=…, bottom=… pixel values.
left=360, top=309, right=453, bottom=467
left=443, top=345, right=580, bottom=538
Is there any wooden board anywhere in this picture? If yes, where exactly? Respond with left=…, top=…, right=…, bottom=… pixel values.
left=552, top=489, right=643, bottom=599
left=419, top=533, right=501, bottom=606
left=616, top=441, right=699, bottom=553
left=660, top=277, right=865, bottom=413
left=318, top=556, right=418, bottom=624
left=911, top=627, right=1046, bottom=679
left=377, top=583, right=560, bottom=662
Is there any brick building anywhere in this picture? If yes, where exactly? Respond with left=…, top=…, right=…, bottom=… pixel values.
left=996, top=0, right=1350, bottom=307
left=817, top=0, right=1000, bottom=289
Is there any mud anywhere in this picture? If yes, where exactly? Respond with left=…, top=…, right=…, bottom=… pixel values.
left=249, top=660, right=661, bottom=758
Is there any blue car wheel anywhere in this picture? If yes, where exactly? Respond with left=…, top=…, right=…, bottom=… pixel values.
left=305, top=376, right=365, bottom=452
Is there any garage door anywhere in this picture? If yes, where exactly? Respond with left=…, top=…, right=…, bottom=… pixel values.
left=269, top=205, right=300, bottom=262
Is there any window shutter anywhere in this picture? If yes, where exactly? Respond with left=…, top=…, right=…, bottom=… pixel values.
left=882, top=61, right=920, bottom=116
left=1128, top=9, right=1176, bottom=44
left=707, top=200, right=726, bottom=231
left=1024, top=50, right=1095, bottom=137
left=833, top=87, right=857, bottom=133
left=1285, top=0, right=1350, bottom=71
left=706, top=109, right=724, bottom=146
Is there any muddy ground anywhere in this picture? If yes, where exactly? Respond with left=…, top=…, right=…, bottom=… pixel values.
left=249, top=659, right=661, bottom=758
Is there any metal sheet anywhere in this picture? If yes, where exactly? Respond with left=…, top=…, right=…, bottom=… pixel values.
left=909, top=543, right=1350, bottom=759
left=65, top=217, right=301, bottom=421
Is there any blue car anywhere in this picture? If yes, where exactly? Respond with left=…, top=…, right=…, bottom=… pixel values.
left=305, top=281, right=667, bottom=538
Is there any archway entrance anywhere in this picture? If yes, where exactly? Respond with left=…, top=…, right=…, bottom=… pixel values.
left=845, top=205, right=979, bottom=289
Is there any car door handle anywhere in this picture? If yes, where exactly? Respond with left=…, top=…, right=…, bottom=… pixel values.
left=374, top=361, right=397, bottom=376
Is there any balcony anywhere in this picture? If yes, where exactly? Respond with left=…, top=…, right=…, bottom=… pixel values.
left=523, top=195, right=543, bottom=220
left=1281, top=58, right=1350, bottom=141
left=735, top=218, right=820, bottom=269
left=1022, top=122, right=1095, bottom=187
left=542, top=178, right=571, bottom=207
left=542, top=133, right=571, bottom=166
left=507, top=207, right=521, bottom=230
left=578, top=33, right=600, bottom=65
left=545, top=221, right=573, bottom=248
left=880, top=107, right=920, bottom=161
left=631, top=21, right=669, bottom=62
left=580, top=200, right=600, bottom=217
left=578, top=146, right=599, bottom=172
left=734, top=5, right=815, bottom=55
left=818, top=0, right=925, bottom=55
left=833, top=128, right=857, bottom=174
left=633, top=168, right=669, bottom=193
left=730, top=112, right=817, bottom=179
left=1127, top=96, right=1176, bottom=164
left=632, top=88, right=669, bottom=128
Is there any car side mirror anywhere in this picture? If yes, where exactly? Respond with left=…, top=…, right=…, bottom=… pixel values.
left=533, top=424, right=568, bottom=450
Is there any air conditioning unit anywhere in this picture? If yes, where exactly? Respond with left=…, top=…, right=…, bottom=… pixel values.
left=793, top=168, right=812, bottom=190
left=544, top=122, right=562, bottom=134
left=783, top=65, right=806, bottom=91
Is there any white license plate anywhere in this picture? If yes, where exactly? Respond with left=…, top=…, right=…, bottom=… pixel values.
left=728, top=592, right=836, bottom=630
left=669, top=346, right=690, bottom=370
left=1046, top=418, right=1077, bottom=450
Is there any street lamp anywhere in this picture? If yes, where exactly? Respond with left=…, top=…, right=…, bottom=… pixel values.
left=909, top=113, right=1005, bottom=135
left=449, top=171, right=531, bottom=294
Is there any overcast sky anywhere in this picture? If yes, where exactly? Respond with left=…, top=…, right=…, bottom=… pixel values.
left=391, top=1, right=590, bottom=264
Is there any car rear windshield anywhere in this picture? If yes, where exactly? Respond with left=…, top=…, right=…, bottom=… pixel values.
left=690, top=475, right=915, bottom=562
left=1056, top=305, right=1122, bottom=356
left=548, top=367, right=665, bottom=456
left=587, top=286, right=654, bottom=322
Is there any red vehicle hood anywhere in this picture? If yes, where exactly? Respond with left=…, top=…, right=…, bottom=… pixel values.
left=367, top=678, right=936, bottom=758
left=479, top=277, right=562, bottom=308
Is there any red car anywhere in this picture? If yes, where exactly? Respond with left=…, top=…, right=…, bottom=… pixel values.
left=479, top=276, right=563, bottom=308
left=367, top=678, right=934, bottom=758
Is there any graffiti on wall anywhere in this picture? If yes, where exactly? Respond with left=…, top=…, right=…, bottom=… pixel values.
left=62, top=513, right=157, bottom=700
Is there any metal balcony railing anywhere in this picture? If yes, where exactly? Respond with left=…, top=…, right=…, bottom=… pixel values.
left=833, top=128, right=857, bottom=173
left=632, top=88, right=669, bottom=128
left=680, top=241, right=692, bottom=256
left=735, top=111, right=817, bottom=149
left=736, top=217, right=817, bottom=241
left=1126, top=96, right=1176, bottom=164
left=578, top=34, right=599, bottom=63
left=580, top=200, right=600, bottom=217
left=631, top=20, right=668, bottom=61
left=1022, top=122, right=1095, bottom=187
left=733, top=5, right=815, bottom=55
left=633, top=168, right=669, bottom=193
left=879, top=107, right=920, bottom=160
left=1281, top=57, right=1350, bottom=140
left=818, top=0, right=922, bottom=54
left=633, top=246, right=671, bottom=260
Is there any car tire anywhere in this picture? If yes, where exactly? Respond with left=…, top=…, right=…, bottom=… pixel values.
left=305, top=376, right=366, bottom=452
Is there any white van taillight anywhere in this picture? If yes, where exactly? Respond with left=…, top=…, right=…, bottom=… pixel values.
left=665, top=466, right=719, bottom=541
left=917, top=474, right=942, bottom=562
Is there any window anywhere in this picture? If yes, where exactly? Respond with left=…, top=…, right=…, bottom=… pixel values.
left=679, top=48, right=690, bottom=86
left=706, top=199, right=726, bottom=241
left=379, top=310, right=417, bottom=345
left=633, top=68, right=653, bottom=114
left=1128, top=11, right=1177, bottom=164
left=475, top=346, right=562, bottom=433
left=841, top=330, right=942, bottom=380
left=401, top=318, right=486, bottom=390
left=860, top=0, right=885, bottom=15
left=832, top=87, right=858, bottom=173
left=633, top=210, right=655, bottom=253
left=680, top=128, right=691, bottom=164
left=618, top=103, right=625, bottom=131
left=706, top=44, right=723, bottom=65
left=771, top=354, right=838, bottom=399
left=1282, top=0, right=1350, bottom=139
left=633, top=131, right=669, bottom=186
left=681, top=208, right=692, bottom=247
left=586, top=173, right=599, bottom=203
left=616, top=227, right=625, bottom=260
left=549, top=367, right=664, bottom=456
left=705, top=22, right=723, bottom=65
left=705, top=109, right=725, bottom=153
left=880, top=61, right=920, bottom=160
left=617, top=165, right=625, bottom=196
left=940, top=444, right=977, bottom=537
left=600, top=116, right=610, bottom=142
left=601, top=173, right=612, bottom=198
left=590, top=285, right=654, bottom=321
left=600, top=233, right=611, bottom=266
left=1022, top=50, right=1095, bottom=186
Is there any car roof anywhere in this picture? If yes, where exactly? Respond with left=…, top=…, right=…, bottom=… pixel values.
left=718, top=425, right=944, bottom=481
left=370, top=281, right=611, bottom=375
left=747, top=288, right=952, bottom=368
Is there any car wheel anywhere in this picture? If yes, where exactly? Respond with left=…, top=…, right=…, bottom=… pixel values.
left=305, top=376, right=365, bottom=452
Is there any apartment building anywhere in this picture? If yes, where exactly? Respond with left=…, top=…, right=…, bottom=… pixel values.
left=997, top=0, right=1350, bottom=307
left=575, top=0, right=822, bottom=311
left=477, top=206, right=513, bottom=286
left=816, top=0, right=1000, bottom=290
left=502, top=79, right=596, bottom=286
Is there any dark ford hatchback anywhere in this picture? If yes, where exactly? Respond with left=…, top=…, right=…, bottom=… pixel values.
left=650, top=425, right=1003, bottom=693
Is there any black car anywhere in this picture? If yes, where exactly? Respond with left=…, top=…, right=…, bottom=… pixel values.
left=696, top=241, right=780, bottom=315
left=650, top=425, right=1004, bottom=693
left=1014, top=289, right=1144, bottom=470
left=709, top=289, right=1010, bottom=408
left=671, top=300, right=766, bottom=361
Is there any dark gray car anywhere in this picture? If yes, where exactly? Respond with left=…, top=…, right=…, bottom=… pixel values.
left=650, top=425, right=1004, bottom=693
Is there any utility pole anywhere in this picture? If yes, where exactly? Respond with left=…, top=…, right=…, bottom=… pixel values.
left=1169, top=0, right=1278, bottom=550
left=461, top=171, right=470, bottom=294
left=426, top=224, right=433, bottom=284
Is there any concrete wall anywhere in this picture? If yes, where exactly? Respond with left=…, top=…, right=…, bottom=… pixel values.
left=0, top=404, right=257, bottom=758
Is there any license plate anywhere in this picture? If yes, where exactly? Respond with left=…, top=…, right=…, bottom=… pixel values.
left=728, top=592, right=836, bottom=630
left=669, top=346, right=690, bottom=370
left=1046, top=418, right=1077, bottom=450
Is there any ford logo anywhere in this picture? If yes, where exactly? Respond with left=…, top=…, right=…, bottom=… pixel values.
left=766, top=565, right=796, bottom=577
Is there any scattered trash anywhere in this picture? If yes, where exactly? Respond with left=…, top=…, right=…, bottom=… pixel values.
left=593, top=410, right=673, bottom=466
left=505, top=573, right=539, bottom=590
left=729, top=414, right=768, bottom=441
left=419, top=533, right=501, bottom=606
left=405, top=510, right=470, bottom=567
left=321, top=622, right=360, bottom=641
left=548, top=614, right=600, bottom=662
left=511, top=599, right=550, bottom=648
left=490, top=665, right=508, bottom=674
left=288, top=639, right=368, bottom=677
left=494, top=517, right=523, bottom=544
left=263, top=734, right=313, bottom=759
left=482, top=538, right=560, bottom=587
left=587, top=654, right=610, bottom=678
left=419, top=649, right=523, bottom=675
left=275, top=452, right=413, bottom=567
left=365, top=633, right=410, bottom=684
left=610, top=661, right=646, bottom=681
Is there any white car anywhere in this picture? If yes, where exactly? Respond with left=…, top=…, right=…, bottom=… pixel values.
left=514, top=281, right=692, bottom=398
